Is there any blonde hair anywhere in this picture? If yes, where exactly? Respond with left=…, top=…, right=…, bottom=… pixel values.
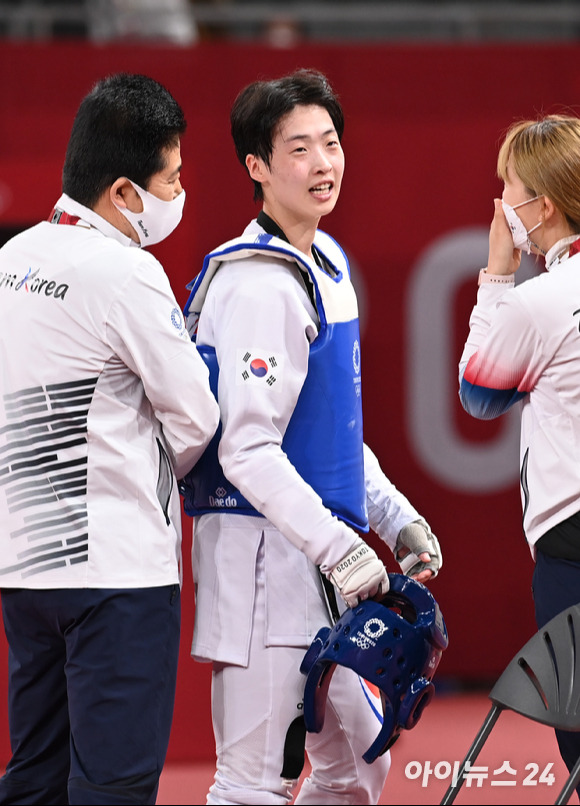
left=497, top=115, right=580, bottom=230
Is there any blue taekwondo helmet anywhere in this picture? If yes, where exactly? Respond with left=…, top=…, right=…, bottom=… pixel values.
left=300, top=573, right=448, bottom=763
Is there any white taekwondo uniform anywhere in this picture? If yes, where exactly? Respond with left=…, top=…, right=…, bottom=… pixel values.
left=183, top=218, right=425, bottom=805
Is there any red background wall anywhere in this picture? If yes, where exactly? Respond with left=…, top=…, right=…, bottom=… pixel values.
left=1, top=40, right=579, bottom=763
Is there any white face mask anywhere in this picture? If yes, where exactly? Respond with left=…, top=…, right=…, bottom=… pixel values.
left=501, top=196, right=542, bottom=254
left=116, top=180, right=185, bottom=247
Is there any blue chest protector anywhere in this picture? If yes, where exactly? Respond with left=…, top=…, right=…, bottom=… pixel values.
left=179, top=230, right=369, bottom=532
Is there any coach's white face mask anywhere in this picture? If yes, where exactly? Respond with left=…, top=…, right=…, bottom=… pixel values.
left=501, top=196, right=542, bottom=254
left=116, top=180, right=185, bottom=247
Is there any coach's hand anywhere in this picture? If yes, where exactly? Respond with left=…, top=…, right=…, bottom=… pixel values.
left=329, top=540, right=389, bottom=608
left=395, top=520, right=442, bottom=582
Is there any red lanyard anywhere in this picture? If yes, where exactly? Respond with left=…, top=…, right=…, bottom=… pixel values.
left=48, top=208, right=80, bottom=226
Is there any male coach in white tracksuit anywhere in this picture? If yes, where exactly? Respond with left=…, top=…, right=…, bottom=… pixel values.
left=0, top=74, right=219, bottom=805
left=181, top=69, right=442, bottom=805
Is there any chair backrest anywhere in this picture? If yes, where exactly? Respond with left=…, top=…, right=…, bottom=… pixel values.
left=490, top=604, right=580, bottom=731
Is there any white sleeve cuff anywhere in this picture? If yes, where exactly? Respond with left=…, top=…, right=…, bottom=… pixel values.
left=478, top=268, right=515, bottom=286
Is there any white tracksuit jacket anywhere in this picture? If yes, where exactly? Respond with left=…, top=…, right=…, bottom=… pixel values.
left=0, top=193, right=219, bottom=588
left=459, top=249, right=580, bottom=551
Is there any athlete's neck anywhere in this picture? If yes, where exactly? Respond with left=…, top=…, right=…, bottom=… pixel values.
left=260, top=206, right=318, bottom=260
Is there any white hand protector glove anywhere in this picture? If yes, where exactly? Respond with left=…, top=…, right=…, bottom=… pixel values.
left=329, top=540, right=389, bottom=608
left=395, top=520, right=442, bottom=579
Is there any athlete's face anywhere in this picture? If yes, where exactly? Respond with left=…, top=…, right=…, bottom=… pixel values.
left=248, top=104, right=344, bottom=229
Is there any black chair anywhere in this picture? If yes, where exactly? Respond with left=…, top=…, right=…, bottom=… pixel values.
left=441, top=604, right=580, bottom=805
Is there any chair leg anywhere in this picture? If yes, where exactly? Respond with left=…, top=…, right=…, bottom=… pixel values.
left=440, top=703, right=503, bottom=805
left=555, top=752, right=580, bottom=805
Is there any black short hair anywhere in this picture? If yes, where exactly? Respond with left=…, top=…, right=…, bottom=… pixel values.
left=230, top=69, right=344, bottom=202
left=62, top=73, right=186, bottom=207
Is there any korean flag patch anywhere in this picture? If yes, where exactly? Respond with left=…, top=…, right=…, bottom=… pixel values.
left=237, top=349, right=282, bottom=391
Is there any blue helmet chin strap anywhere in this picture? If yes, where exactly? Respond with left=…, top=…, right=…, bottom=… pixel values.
left=300, top=573, right=449, bottom=763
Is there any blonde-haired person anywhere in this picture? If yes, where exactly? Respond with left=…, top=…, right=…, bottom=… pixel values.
left=459, top=114, right=580, bottom=791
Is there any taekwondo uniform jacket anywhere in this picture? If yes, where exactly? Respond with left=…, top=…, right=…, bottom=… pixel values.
left=184, top=219, right=422, bottom=664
